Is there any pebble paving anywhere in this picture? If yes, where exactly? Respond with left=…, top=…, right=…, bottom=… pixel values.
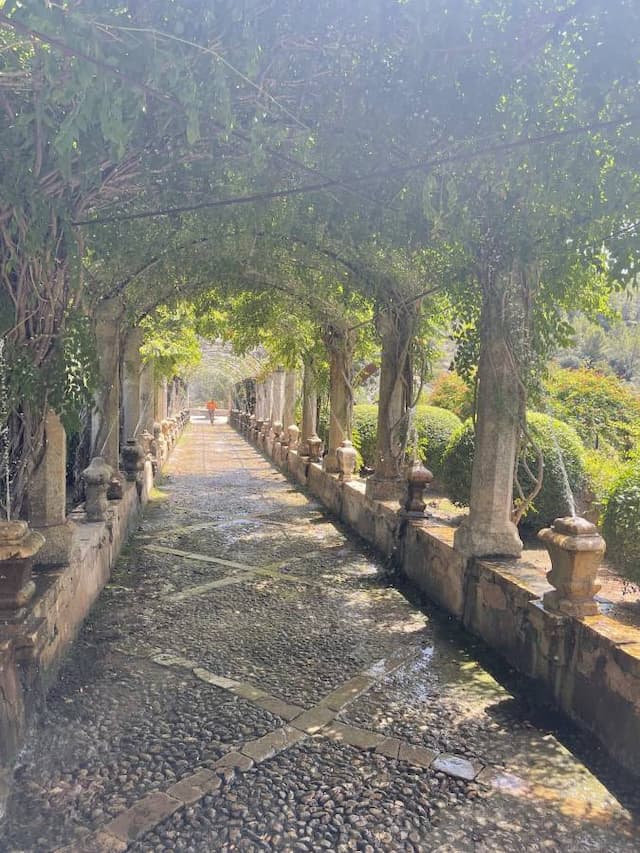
left=2, top=417, right=639, bottom=852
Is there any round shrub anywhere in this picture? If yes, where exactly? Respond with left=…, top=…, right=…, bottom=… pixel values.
left=413, top=405, right=462, bottom=479
left=428, top=371, right=474, bottom=419
left=352, top=404, right=379, bottom=468
left=602, top=465, right=640, bottom=587
left=441, top=411, right=587, bottom=529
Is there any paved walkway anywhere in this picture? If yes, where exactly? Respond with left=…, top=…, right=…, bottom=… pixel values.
left=3, top=419, right=639, bottom=852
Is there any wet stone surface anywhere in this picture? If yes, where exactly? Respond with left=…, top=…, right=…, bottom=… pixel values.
left=2, top=418, right=639, bottom=852
left=4, top=652, right=282, bottom=851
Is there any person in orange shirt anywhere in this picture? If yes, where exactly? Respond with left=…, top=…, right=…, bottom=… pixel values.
left=206, top=399, right=217, bottom=424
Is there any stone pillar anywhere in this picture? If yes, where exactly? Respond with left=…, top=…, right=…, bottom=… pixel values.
left=270, top=367, right=285, bottom=428
left=154, top=378, right=168, bottom=422
left=300, top=355, right=318, bottom=456
left=366, top=306, right=415, bottom=501
left=264, top=375, right=274, bottom=427
left=454, top=283, right=523, bottom=559
left=28, top=411, right=74, bottom=568
left=324, top=326, right=354, bottom=474
left=91, top=298, right=121, bottom=471
left=122, top=327, right=142, bottom=441
left=282, top=370, right=297, bottom=430
left=139, top=361, right=154, bottom=433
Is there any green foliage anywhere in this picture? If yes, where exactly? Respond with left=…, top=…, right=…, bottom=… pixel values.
left=544, top=367, right=640, bottom=454
left=140, top=304, right=201, bottom=380
left=442, top=412, right=587, bottom=530
left=413, top=405, right=462, bottom=480
left=583, top=449, right=623, bottom=520
left=48, top=314, right=99, bottom=435
left=602, top=464, right=640, bottom=588
left=428, top=372, right=474, bottom=420
left=352, top=404, right=379, bottom=469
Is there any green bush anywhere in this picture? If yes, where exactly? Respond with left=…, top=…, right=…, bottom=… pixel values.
left=428, top=371, right=474, bottom=420
left=441, top=411, right=587, bottom=529
left=544, top=366, right=640, bottom=454
left=602, top=464, right=640, bottom=587
left=413, top=405, right=462, bottom=478
left=352, top=404, right=379, bottom=468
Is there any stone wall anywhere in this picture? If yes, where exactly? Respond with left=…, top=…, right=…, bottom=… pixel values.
left=0, top=456, right=163, bottom=797
left=233, top=415, right=640, bottom=777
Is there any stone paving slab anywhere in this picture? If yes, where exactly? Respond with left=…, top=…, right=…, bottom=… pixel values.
left=241, top=725, right=307, bottom=762
left=104, top=791, right=182, bottom=842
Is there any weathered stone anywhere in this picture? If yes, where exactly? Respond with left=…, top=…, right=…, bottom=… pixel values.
left=319, top=675, right=374, bottom=711
left=82, top=456, right=113, bottom=522
left=323, top=722, right=385, bottom=750
left=432, top=753, right=482, bottom=780
left=291, top=706, right=337, bottom=734
left=398, top=742, right=437, bottom=768
left=229, top=682, right=269, bottom=701
left=55, top=831, right=128, bottom=852
left=241, top=726, right=306, bottom=762
left=104, top=791, right=181, bottom=842
left=192, top=667, right=241, bottom=690
left=165, top=769, right=220, bottom=804
left=375, top=737, right=402, bottom=759
left=255, top=695, right=306, bottom=721
left=215, top=751, right=254, bottom=778
left=0, top=521, right=44, bottom=618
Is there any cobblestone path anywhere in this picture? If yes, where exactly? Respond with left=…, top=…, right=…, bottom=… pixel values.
left=3, top=418, right=639, bottom=852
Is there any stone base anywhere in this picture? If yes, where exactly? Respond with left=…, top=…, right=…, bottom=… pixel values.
left=454, top=517, right=523, bottom=559
left=365, top=475, right=405, bottom=502
left=543, top=589, right=599, bottom=619
left=323, top=452, right=340, bottom=474
left=33, top=520, right=76, bottom=569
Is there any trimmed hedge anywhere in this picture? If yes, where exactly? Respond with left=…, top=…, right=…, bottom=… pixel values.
left=414, top=405, right=462, bottom=479
left=353, top=403, right=462, bottom=477
left=428, top=371, right=474, bottom=420
left=441, top=411, right=587, bottom=529
left=602, top=464, right=640, bottom=587
left=352, top=404, right=379, bottom=468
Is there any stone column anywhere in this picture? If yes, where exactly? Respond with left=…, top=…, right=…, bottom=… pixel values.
left=264, top=375, right=274, bottom=427
left=122, top=327, right=142, bottom=441
left=270, top=367, right=285, bottom=427
left=139, top=361, right=154, bottom=432
left=454, top=282, right=523, bottom=559
left=154, top=378, right=168, bottom=422
left=366, top=305, right=415, bottom=500
left=324, top=326, right=354, bottom=474
left=28, top=411, right=74, bottom=567
left=300, top=355, right=318, bottom=455
left=282, top=370, right=297, bottom=430
left=91, top=298, right=121, bottom=471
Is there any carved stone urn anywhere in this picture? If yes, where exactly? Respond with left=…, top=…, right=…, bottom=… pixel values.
left=82, top=456, right=113, bottom=522
left=538, top=516, right=605, bottom=618
left=287, top=424, right=300, bottom=450
left=307, top=433, right=323, bottom=463
left=0, top=521, right=44, bottom=620
left=121, top=438, right=145, bottom=482
left=404, top=460, right=434, bottom=517
left=336, top=440, right=358, bottom=482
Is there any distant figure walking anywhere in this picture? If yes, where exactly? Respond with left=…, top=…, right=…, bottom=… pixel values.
left=206, top=399, right=217, bottom=424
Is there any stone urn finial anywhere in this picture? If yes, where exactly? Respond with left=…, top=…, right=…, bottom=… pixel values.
left=0, top=521, right=44, bottom=620
left=82, top=456, right=113, bottom=521
left=121, top=438, right=145, bottom=482
left=538, top=516, right=605, bottom=618
left=336, top=440, right=357, bottom=482
left=307, top=433, right=323, bottom=463
left=287, top=424, right=300, bottom=449
left=273, top=421, right=284, bottom=439
left=403, top=459, right=434, bottom=517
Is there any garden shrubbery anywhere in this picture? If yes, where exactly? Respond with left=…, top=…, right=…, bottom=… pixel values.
left=428, top=371, right=474, bottom=420
left=602, top=463, right=640, bottom=588
left=352, top=403, right=462, bottom=476
left=441, top=411, right=587, bottom=529
left=352, top=404, right=379, bottom=468
left=414, top=405, right=462, bottom=479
